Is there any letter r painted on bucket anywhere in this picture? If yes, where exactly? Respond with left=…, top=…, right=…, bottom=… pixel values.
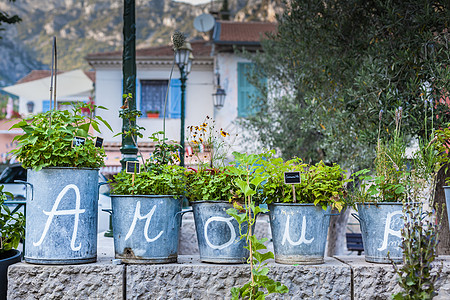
left=33, top=184, right=85, bottom=251
left=125, top=201, right=164, bottom=242
left=377, top=210, right=402, bottom=251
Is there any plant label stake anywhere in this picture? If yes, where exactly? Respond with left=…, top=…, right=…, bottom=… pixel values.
left=71, top=136, right=86, bottom=148
left=284, top=171, right=301, bottom=203
left=126, top=161, right=140, bottom=188
left=94, top=137, right=104, bottom=148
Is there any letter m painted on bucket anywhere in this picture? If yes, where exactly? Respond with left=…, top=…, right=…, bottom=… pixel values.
left=125, top=201, right=163, bottom=242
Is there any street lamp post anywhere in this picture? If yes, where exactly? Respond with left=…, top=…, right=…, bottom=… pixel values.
left=174, top=43, right=193, bottom=167
left=120, top=0, right=138, bottom=169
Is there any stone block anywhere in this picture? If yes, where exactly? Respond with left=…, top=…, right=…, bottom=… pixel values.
left=7, top=256, right=124, bottom=300
left=336, top=255, right=450, bottom=300
left=126, top=256, right=351, bottom=299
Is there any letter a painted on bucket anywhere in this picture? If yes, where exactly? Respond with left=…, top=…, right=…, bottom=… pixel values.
left=33, top=184, right=86, bottom=251
left=125, top=201, right=163, bottom=242
left=282, top=215, right=314, bottom=246
left=377, top=210, right=402, bottom=251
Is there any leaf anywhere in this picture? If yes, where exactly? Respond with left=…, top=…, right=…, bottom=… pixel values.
left=236, top=178, right=256, bottom=197
left=96, top=115, right=113, bottom=132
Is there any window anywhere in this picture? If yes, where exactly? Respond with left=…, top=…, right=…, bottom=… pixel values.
left=140, top=79, right=181, bottom=118
left=140, top=80, right=168, bottom=118
left=238, top=63, right=264, bottom=117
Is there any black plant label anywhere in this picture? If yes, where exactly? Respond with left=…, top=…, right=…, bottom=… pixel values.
left=95, top=137, right=104, bottom=148
left=284, top=171, right=301, bottom=184
left=126, top=161, right=140, bottom=174
left=72, top=136, right=86, bottom=148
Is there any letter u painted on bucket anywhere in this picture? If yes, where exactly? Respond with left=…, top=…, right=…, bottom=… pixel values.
left=282, top=215, right=314, bottom=246
left=125, top=201, right=164, bottom=242
left=377, top=210, right=402, bottom=251
left=33, top=184, right=85, bottom=251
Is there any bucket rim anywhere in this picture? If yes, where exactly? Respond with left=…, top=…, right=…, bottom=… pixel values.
left=28, top=166, right=99, bottom=171
left=443, top=186, right=450, bottom=188
left=269, top=202, right=328, bottom=208
left=110, top=194, right=180, bottom=198
left=357, top=201, right=417, bottom=206
left=191, top=200, right=231, bottom=205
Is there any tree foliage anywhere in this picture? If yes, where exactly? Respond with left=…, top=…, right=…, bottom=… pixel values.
left=243, top=0, right=450, bottom=169
left=0, top=0, right=21, bottom=36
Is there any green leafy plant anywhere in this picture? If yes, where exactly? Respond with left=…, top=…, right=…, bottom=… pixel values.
left=185, top=167, right=237, bottom=202
left=110, top=164, right=186, bottom=196
left=261, top=153, right=348, bottom=212
left=0, top=186, right=25, bottom=256
left=147, top=131, right=181, bottom=168
left=11, top=102, right=111, bottom=171
left=226, top=151, right=288, bottom=299
left=111, top=129, right=184, bottom=196
left=391, top=202, right=442, bottom=300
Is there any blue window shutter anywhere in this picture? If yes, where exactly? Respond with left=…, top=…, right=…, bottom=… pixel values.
left=237, top=63, right=260, bottom=117
left=169, top=79, right=181, bottom=118
left=42, top=100, right=50, bottom=112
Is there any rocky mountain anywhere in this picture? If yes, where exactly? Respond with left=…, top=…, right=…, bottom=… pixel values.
left=0, top=0, right=285, bottom=87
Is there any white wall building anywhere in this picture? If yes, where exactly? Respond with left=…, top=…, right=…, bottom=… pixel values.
left=86, top=21, right=276, bottom=168
left=2, top=69, right=95, bottom=116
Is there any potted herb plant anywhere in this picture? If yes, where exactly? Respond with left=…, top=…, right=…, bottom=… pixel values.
left=10, top=103, right=111, bottom=265
left=261, top=153, right=347, bottom=265
left=185, top=117, right=251, bottom=263
left=0, top=186, right=24, bottom=300
left=350, top=108, right=449, bottom=264
left=110, top=128, right=186, bottom=264
left=350, top=108, right=409, bottom=263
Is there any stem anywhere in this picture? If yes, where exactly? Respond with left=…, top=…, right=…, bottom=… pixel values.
left=163, top=57, right=175, bottom=164
left=246, top=171, right=255, bottom=296
left=128, top=119, right=148, bottom=172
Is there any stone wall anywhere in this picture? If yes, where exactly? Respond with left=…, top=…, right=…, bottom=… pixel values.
left=9, top=255, right=450, bottom=300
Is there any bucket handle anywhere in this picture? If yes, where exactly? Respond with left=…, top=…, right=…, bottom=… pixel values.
left=351, top=213, right=361, bottom=223
left=173, top=208, right=193, bottom=228
left=98, top=181, right=109, bottom=190
left=14, top=180, right=33, bottom=201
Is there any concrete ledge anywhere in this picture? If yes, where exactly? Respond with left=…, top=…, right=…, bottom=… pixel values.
left=336, top=255, right=450, bottom=300
left=126, top=256, right=351, bottom=300
left=8, top=229, right=450, bottom=300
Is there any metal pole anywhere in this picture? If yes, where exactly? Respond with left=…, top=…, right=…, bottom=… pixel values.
left=121, top=0, right=138, bottom=169
left=180, top=66, right=187, bottom=167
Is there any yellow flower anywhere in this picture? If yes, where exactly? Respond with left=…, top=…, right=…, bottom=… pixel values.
left=199, top=138, right=203, bottom=143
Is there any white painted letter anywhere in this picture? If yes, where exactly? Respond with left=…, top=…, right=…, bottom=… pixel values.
left=125, top=202, right=163, bottom=242
left=377, top=210, right=402, bottom=251
left=204, top=216, right=236, bottom=250
left=33, top=184, right=85, bottom=251
left=282, top=215, right=314, bottom=246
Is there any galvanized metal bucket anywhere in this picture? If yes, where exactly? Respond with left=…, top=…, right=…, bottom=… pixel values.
left=355, top=202, right=404, bottom=264
left=24, top=167, right=99, bottom=265
left=269, top=203, right=331, bottom=265
left=111, top=195, right=182, bottom=264
left=444, top=186, right=450, bottom=232
left=192, top=201, right=251, bottom=263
